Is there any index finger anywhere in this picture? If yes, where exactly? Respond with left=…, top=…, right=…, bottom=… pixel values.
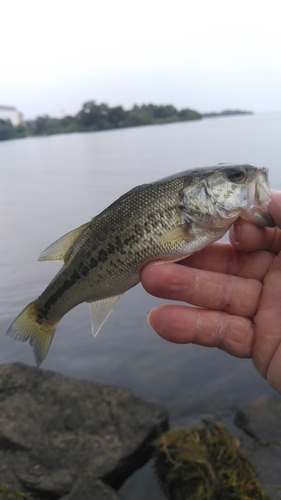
left=177, top=243, right=274, bottom=281
left=270, top=190, right=281, bottom=228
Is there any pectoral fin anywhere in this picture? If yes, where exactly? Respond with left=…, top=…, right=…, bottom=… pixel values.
left=39, top=221, right=91, bottom=262
left=159, top=223, right=191, bottom=244
left=88, top=295, right=123, bottom=337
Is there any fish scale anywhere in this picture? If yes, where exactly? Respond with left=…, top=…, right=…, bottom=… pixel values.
left=7, top=164, right=274, bottom=365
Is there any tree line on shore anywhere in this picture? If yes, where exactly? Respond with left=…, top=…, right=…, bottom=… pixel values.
left=0, top=101, right=252, bottom=141
left=0, top=101, right=202, bottom=141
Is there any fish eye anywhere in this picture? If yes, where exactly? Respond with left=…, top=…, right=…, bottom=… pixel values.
left=227, top=167, right=246, bottom=183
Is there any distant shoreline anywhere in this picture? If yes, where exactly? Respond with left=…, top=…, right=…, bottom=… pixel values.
left=202, top=110, right=253, bottom=118
left=0, top=102, right=253, bottom=142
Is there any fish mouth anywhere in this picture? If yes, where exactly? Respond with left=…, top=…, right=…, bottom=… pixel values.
left=241, top=167, right=275, bottom=227
left=244, top=208, right=276, bottom=227
left=256, top=168, right=271, bottom=202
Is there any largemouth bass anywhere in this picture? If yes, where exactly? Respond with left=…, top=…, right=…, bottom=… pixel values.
left=7, top=164, right=274, bottom=365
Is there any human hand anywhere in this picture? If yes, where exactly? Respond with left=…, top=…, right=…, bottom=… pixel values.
left=141, top=191, right=281, bottom=394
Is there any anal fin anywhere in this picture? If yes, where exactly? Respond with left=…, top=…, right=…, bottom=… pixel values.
left=88, top=295, right=123, bottom=337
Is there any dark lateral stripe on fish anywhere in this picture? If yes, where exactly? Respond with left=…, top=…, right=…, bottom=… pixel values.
left=37, top=268, right=81, bottom=320
left=37, top=234, right=142, bottom=319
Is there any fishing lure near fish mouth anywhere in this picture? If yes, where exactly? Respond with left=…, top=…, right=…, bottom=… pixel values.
left=7, top=163, right=275, bottom=366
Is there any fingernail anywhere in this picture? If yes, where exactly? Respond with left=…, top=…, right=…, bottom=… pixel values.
left=232, top=220, right=243, bottom=246
left=146, top=309, right=154, bottom=326
left=150, top=260, right=169, bottom=267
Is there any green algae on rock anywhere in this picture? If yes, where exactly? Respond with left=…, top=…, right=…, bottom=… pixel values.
left=0, top=483, right=32, bottom=500
left=154, top=421, right=271, bottom=500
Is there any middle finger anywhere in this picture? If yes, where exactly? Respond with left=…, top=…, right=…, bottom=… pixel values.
left=142, top=262, right=262, bottom=318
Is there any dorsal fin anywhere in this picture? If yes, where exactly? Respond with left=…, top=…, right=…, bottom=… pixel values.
left=38, top=221, right=91, bottom=262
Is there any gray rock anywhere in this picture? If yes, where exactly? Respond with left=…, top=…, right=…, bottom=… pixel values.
left=0, top=363, right=168, bottom=499
left=61, top=476, right=123, bottom=500
left=235, top=393, right=281, bottom=442
left=235, top=394, right=281, bottom=500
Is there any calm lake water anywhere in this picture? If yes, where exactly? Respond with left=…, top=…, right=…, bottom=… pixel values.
left=1, top=113, right=281, bottom=498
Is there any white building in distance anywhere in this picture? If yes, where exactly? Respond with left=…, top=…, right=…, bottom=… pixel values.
left=0, top=106, right=23, bottom=126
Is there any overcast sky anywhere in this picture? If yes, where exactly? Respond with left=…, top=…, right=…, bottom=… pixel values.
left=1, top=0, right=281, bottom=119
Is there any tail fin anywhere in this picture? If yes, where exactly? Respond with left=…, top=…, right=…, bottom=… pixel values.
left=6, top=301, right=57, bottom=366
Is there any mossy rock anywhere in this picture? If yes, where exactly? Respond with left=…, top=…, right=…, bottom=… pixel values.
left=0, top=483, right=32, bottom=500
left=154, top=421, right=271, bottom=500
